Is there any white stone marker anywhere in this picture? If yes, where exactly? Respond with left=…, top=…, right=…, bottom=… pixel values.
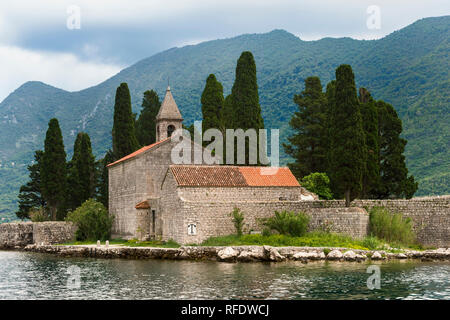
left=97, top=240, right=100, bottom=247
left=105, top=240, right=109, bottom=248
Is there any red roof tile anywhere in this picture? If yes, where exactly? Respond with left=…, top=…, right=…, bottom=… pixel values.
left=170, top=165, right=300, bottom=187
left=239, top=167, right=300, bottom=187
left=107, top=138, right=170, bottom=167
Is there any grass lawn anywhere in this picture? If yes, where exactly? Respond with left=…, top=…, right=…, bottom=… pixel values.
left=196, top=232, right=428, bottom=252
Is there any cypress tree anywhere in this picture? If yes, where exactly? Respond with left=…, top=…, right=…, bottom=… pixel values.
left=327, top=65, right=366, bottom=206
left=201, top=74, right=224, bottom=135
left=96, top=150, right=114, bottom=208
left=135, top=90, right=161, bottom=146
left=67, top=133, right=96, bottom=210
left=222, top=94, right=234, bottom=131
left=230, top=51, right=264, bottom=164
left=376, top=101, right=418, bottom=199
left=284, top=76, right=328, bottom=178
left=359, top=88, right=380, bottom=198
left=41, top=118, right=67, bottom=220
left=16, top=150, right=45, bottom=220
left=112, top=83, right=139, bottom=159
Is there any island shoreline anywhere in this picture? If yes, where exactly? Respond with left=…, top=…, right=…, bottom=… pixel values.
left=3, top=244, right=449, bottom=263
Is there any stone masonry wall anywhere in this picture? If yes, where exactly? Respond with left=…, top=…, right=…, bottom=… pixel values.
left=169, top=194, right=449, bottom=246
left=33, top=222, right=77, bottom=245
left=0, top=222, right=76, bottom=248
left=0, top=222, right=33, bottom=248
left=174, top=201, right=369, bottom=244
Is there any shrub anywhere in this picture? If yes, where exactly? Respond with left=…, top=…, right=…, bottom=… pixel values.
left=362, top=236, right=382, bottom=250
left=263, top=211, right=310, bottom=237
left=301, top=172, right=333, bottom=200
left=29, top=207, right=50, bottom=222
left=66, top=199, right=114, bottom=241
left=369, top=207, right=416, bottom=246
left=230, top=208, right=245, bottom=236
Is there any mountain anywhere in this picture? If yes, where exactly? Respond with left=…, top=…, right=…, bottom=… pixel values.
left=0, top=16, right=449, bottom=221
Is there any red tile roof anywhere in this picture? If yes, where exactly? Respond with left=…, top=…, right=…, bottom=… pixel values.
left=170, top=165, right=300, bottom=187
left=135, top=200, right=150, bottom=209
left=107, top=138, right=170, bottom=167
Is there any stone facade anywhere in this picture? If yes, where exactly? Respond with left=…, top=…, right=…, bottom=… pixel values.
left=33, top=222, right=77, bottom=245
left=0, top=222, right=33, bottom=248
left=0, top=222, right=76, bottom=248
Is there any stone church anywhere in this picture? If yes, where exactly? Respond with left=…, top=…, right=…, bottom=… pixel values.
left=108, top=86, right=317, bottom=244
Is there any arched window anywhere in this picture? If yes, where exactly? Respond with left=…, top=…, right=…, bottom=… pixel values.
left=167, top=124, right=175, bottom=137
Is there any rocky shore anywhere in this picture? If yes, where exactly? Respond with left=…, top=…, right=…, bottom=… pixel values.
left=14, top=244, right=450, bottom=263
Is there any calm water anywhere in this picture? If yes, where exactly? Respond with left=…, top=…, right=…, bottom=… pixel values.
left=0, top=251, right=449, bottom=300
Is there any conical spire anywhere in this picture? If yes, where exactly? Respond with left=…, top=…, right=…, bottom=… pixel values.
left=156, top=86, right=183, bottom=121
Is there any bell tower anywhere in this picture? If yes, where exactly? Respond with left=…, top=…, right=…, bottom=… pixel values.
left=156, top=86, right=183, bottom=141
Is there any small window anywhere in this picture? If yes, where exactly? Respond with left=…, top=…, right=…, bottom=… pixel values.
left=167, top=124, right=175, bottom=137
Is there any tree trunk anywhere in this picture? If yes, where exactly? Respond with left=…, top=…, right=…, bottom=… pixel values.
left=344, top=189, right=351, bottom=207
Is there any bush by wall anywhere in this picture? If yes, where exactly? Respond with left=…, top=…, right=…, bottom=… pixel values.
left=230, top=208, right=245, bottom=236
left=262, top=210, right=310, bottom=237
left=66, top=199, right=114, bottom=241
left=369, top=206, right=416, bottom=246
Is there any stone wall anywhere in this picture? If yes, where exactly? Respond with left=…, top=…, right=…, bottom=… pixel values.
left=0, top=222, right=76, bottom=248
left=173, top=201, right=369, bottom=244
left=0, top=222, right=33, bottom=248
left=33, top=222, right=77, bottom=245
left=158, top=187, right=449, bottom=246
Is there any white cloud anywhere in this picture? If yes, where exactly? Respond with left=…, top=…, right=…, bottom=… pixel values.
left=0, top=45, right=122, bottom=101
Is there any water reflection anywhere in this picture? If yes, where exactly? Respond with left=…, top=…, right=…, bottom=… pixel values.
left=0, top=251, right=449, bottom=300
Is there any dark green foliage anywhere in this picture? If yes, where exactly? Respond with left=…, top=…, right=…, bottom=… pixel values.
left=135, top=90, right=161, bottom=146
left=112, top=83, right=139, bottom=159
left=300, top=172, right=333, bottom=200
left=376, top=101, right=418, bottom=199
left=96, top=150, right=114, bottom=208
left=230, top=208, right=245, bottom=236
left=41, top=118, right=67, bottom=220
left=229, top=51, right=265, bottom=164
left=284, top=77, right=327, bottom=178
left=201, top=74, right=224, bottom=134
left=327, top=65, right=366, bottom=206
left=359, top=88, right=380, bottom=198
left=66, top=199, right=114, bottom=241
left=262, top=211, right=310, bottom=237
left=16, top=150, right=45, bottom=220
left=67, top=133, right=96, bottom=211
left=369, top=206, right=416, bottom=245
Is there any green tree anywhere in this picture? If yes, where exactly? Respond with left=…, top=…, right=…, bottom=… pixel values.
left=284, top=77, right=328, bottom=178
left=16, top=150, right=46, bottom=220
left=327, top=65, right=366, bottom=206
left=41, top=118, right=67, bottom=220
left=96, top=149, right=114, bottom=208
left=376, top=101, right=418, bottom=198
left=359, top=88, right=380, bottom=198
left=112, top=83, right=139, bottom=159
left=229, top=51, right=265, bottom=165
left=301, top=172, right=333, bottom=200
left=67, top=133, right=96, bottom=211
left=66, top=199, right=114, bottom=241
left=201, top=74, right=224, bottom=136
left=135, top=90, right=161, bottom=146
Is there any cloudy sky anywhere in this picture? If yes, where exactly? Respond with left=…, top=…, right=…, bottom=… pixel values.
left=0, top=0, right=448, bottom=101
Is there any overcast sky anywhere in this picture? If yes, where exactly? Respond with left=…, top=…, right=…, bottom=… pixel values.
left=0, top=0, right=448, bottom=101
